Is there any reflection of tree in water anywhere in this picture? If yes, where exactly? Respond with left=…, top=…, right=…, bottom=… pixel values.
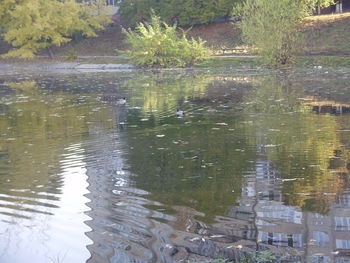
left=124, top=73, right=350, bottom=261
left=2, top=72, right=350, bottom=262
left=125, top=72, right=350, bottom=216
left=127, top=119, right=256, bottom=221
left=233, top=74, right=350, bottom=262
left=242, top=74, right=349, bottom=213
left=124, top=75, right=257, bottom=223
left=121, top=72, right=212, bottom=121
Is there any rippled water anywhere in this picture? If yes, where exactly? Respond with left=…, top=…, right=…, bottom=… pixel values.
left=1, top=69, right=350, bottom=263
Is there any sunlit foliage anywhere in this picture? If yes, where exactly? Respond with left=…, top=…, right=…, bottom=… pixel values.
left=0, top=0, right=111, bottom=58
left=122, top=15, right=211, bottom=68
left=301, top=0, right=336, bottom=12
left=239, top=0, right=304, bottom=66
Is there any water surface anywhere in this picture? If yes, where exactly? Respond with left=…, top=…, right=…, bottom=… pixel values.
left=1, top=68, right=350, bottom=262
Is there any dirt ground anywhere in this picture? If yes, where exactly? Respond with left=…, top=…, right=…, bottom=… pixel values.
left=187, top=21, right=242, bottom=50
left=303, top=12, right=350, bottom=54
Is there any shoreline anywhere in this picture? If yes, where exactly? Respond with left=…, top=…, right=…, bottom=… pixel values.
left=0, top=62, right=136, bottom=74
left=0, top=54, right=350, bottom=75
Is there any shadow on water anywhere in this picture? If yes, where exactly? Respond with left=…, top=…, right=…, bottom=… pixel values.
left=0, top=69, right=350, bottom=262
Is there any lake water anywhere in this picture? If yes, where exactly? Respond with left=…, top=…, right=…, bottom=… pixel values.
left=1, top=68, right=350, bottom=263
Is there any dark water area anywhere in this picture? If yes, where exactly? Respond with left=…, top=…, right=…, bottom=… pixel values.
left=1, top=68, right=350, bottom=263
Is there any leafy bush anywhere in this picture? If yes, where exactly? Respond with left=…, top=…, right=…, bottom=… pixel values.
left=121, top=15, right=211, bottom=68
left=65, top=50, right=78, bottom=61
left=239, top=0, right=304, bottom=66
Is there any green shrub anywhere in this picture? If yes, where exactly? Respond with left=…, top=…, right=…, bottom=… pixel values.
left=121, top=15, right=211, bottom=68
left=239, top=0, right=304, bottom=66
left=65, top=50, right=78, bottom=61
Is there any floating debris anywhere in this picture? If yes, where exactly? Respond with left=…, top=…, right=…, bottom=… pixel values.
left=298, top=97, right=313, bottom=101
left=264, top=144, right=281, bottom=148
left=281, top=178, right=299, bottom=182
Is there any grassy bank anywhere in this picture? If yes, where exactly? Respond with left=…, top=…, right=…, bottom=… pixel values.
left=1, top=55, right=348, bottom=70
left=194, top=55, right=350, bottom=68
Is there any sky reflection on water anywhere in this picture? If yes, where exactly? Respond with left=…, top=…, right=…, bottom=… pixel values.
left=0, top=69, right=350, bottom=262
